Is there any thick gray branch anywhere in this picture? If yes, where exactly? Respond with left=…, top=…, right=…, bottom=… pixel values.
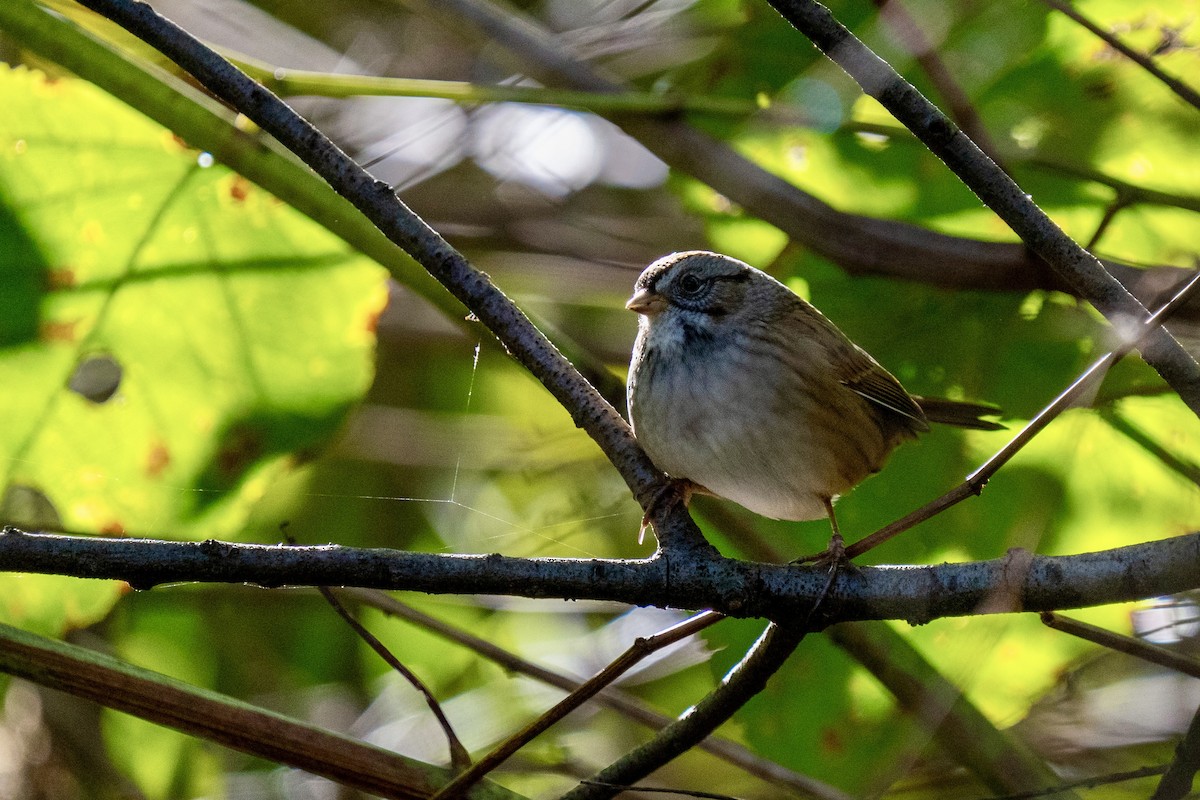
left=2, top=528, right=1197, bottom=624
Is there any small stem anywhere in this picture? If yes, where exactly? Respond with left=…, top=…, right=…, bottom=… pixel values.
left=560, top=621, right=814, bottom=800
left=226, top=52, right=758, bottom=115
left=428, top=611, right=724, bottom=800
left=1084, top=196, right=1129, bottom=251
left=1100, top=410, right=1200, bottom=488
left=984, top=765, right=1168, bottom=800
left=1039, top=0, right=1200, bottom=112
left=1040, top=612, right=1200, bottom=680
left=320, top=588, right=471, bottom=770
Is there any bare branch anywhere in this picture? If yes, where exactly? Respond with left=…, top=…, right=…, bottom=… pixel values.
left=318, top=587, right=471, bottom=770
left=560, top=621, right=810, bottom=800
left=429, top=612, right=722, bottom=800
left=2, top=527, right=1199, bottom=622
left=1039, top=0, right=1200, bottom=112
left=345, top=589, right=842, bottom=798
left=846, top=268, right=1200, bottom=558
left=1040, top=612, right=1200, bottom=680
left=763, top=0, right=1200, bottom=416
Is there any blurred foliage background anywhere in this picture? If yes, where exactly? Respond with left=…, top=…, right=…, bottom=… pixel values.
left=0, top=0, right=1198, bottom=797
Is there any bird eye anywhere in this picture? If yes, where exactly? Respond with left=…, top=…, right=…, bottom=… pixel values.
left=677, top=274, right=706, bottom=297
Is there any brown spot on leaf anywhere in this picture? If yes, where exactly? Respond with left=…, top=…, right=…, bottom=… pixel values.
left=146, top=442, right=171, bottom=478
left=229, top=176, right=251, bottom=202
left=100, top=521, right=126, bottom=536
left=41, top=319, right=80, bottom=342
left=364, top=305, right=383, bottom=334
left=47, top=267, right=76, bottom=290
left=217, top=425, right=264, bottom=477
left=821, top=728, right=844, bottom=755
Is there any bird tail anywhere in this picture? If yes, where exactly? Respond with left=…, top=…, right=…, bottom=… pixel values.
left=914, top=396, right=1005, bottom=431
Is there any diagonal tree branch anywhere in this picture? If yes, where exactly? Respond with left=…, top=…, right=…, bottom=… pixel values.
left=846, top=267, right=1200, bottom=558
left=345, top=589, right=847, bottom=799
left=0, top=621, right=520, bottom=800
left=559, top=621, right=811, bottom=800
left=1040, top=612, right=1200, bottom=680
left=762, top=0, right=1200, bottom=416
left=58, top=0, right=717, bottom=558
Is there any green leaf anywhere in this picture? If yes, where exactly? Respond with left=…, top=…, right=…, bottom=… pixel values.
left=0, top=65, right=385, bottom=625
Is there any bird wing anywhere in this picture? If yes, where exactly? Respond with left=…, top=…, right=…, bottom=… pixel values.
left=839, top=353, right=931, bottom=433
left=783, top=294, right=930, bottom=434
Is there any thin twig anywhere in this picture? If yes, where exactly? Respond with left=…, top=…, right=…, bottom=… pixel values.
left=846, top=267, right=1200, bottom=558
left=985, top=764, right=1168, bottom=800
left=765, top=0, right=1200, bottom=415
left=287, top=524, right=472, bottom=771
left=341, top=589, right=844, bottom=799
left=1151, top=703, right=1200, bottom=800
left=428, top=611, right=724, bottom=800
left=1100, top=409, right=1200, bottom=488
left=871, top=0, right=1005, bottom=166
left=579, top=781, right=742, bottom=800
left=225, top=52, right=757, bottom=115
left=559, top=620, right=812, bottom=800
left=318, top=587, right=471, bottom=770
left=1084, top=197, right=1129, bottom=251
left=1040, top=612, right=1200, bottom=680
left=1039, top=0, right=1200, bottom=112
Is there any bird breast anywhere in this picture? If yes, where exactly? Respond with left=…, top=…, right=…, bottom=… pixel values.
left=630, top=316, right=895, bottom=521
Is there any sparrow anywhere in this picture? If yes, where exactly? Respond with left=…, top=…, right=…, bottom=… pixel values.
left=625, top=251, right=1000, bottom=551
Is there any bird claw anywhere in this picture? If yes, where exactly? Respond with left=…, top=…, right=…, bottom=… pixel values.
left=790, top=533, right=857, bottom=574
left=638, top=478, right=701, bottom=544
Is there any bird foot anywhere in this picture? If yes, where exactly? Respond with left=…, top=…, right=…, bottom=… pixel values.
left=791, top=533, right=856, bottom=573
left=638, top=478, right=700, bottom=544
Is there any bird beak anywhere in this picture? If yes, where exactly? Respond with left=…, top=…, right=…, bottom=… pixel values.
left=626, top=287, right=665, bottom=314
